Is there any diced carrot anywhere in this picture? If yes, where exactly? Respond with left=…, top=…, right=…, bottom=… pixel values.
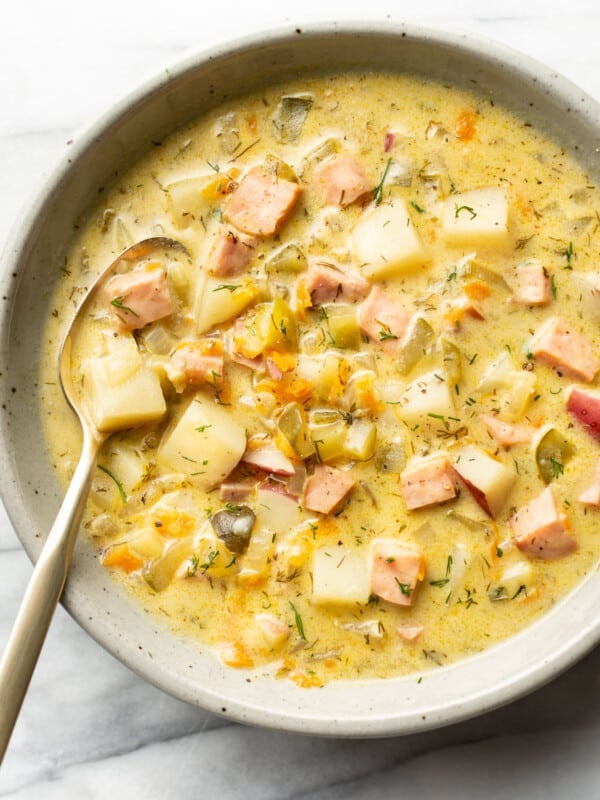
left=200, top=172, right=237, bottom=201
left=255, top=376, right=312, bottom=404
left=455, top=110, right=477, bottom=141
left=289, top=671, right=323, bottom=689
left=152, top=510, right=196, bottom=538
left=221, top=641, right=254, bottom=668
left=102, top=544, right=144, bottom=573
left=464, top=280, right=491, bottom=301
left=245, top=113, right=257, bottom=133
left=266, top=349, right=296, bottom=373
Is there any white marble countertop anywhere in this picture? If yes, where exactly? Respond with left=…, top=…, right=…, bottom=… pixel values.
left=1, top=0, right=599, bottom=796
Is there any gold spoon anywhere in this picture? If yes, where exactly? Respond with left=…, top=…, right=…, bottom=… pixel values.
left=0, top=236, right=188, bottom=762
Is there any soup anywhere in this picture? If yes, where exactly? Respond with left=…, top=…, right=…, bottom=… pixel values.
left=40, top=71, right=600, bottom=687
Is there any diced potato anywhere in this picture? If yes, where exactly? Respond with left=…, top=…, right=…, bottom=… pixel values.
left=398, top=370, right=456, bottom=427
left=453, top=445, right=516, bottom=518
left=82, top=341, right=166, bottom=433
left=103, top=445, right=148, bottom=494
left=128, top=528, right=165, bottom=560
left=195, top=274, right=258, bottom=334
left=311, top=547, right=371, bottom=605
left=255, top=486, right=306, bottom=533
left=254, top=613, right=290, bottom=648
left=158, top=392, right=246, bottom=490
left=256, top=296, right=297, bottom=349
left=477, top=351, right=515, bottom=392
left=442, top=187, right=509, bottom=248
left=489, top=559, right=533, bottom=601
left=344, top=418, right=376, bottom=461
left=352, top=199, right=429, bottom=279
left=477, top=351, right=536, bottom=419
left=238, top=527, right=276, bottom=583
left=164, top=175, right=213, bottom=229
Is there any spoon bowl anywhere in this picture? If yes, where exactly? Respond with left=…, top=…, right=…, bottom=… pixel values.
left=0, top=236, right=187, bottom=763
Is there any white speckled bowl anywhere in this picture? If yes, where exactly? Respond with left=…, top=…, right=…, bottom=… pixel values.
left=1, top=22, right=599, bottom=737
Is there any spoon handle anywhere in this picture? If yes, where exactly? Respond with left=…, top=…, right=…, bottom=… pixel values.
left=0, top=432, right=102, bottom=763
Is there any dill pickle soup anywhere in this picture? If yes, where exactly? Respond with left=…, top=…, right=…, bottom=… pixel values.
left=40, top=70, right=600, bottom=686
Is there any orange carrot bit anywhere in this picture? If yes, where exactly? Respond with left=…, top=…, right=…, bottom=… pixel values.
left=455, top=110, right=477, bottom=141
left=266, top=349, right=296, bottom=373
left=464, top=280, right=492, bottom=301
left=221, top=641, right=254, bottom=669
left=289, top=670, right=324, bottom=689
left=245, top=112, right=257, bottom=133
left=102, top=543, right=144, bottom=574
left=152, top=509, right=196, bottom=538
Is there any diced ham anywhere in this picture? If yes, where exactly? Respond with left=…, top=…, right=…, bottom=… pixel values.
left=167, top=340, right=223, bottom=390
left=357, top=286, right=411, bottom=356
left=510, top=487, right=576, bottom=560
left=578, top=460, right=600, bottom=506
left=242, top=443, right=295, bottom=476
left=479, top=413, right=537, bottom=447
left=530, top=316, right=600, bottom=382
left=400, top=454, right=457, bottom=510
left=304, top=261, right=369, bottom=305
left=316, top=153, right=371, bottom=207
left=566, top=385, right=600, bottom=441
left=224, top=166, right=302, bottom=236
left=396, top=623, right=424, bottom=642
left=513, top=262, right=552, bottom=306
left=303, top=464, right=356, bottom=514
left=207, top=228, right=256, bottom=277
left=370, top=540, right=425, bottom=606
left=104, top=266, right=173, bottom=330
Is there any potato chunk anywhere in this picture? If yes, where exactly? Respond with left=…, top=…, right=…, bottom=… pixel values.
left=398, top=370, right=456, bottom=427
left=195, top=274, right=257, bottom=335
left=352, top=200, right=429, bottom=279
left=442, top=187, right=509, bottom=247
left=82, top=338, right=166, bottom=432
left=158, top=392, right=246, bottom=490
left=311, top=547, right=370, bottom=605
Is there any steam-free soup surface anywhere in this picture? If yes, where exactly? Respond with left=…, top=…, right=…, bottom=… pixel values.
left=41, top=71, right=600, bottom=686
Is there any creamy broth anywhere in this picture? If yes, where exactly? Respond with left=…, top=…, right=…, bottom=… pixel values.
left=40, top=71, right=600, bottom=686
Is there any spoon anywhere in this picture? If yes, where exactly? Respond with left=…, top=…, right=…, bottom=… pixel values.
left=0, top=236, right=188, bottom=762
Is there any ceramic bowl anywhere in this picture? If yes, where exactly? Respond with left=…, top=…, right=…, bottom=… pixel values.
left=1, top=22, right=599, bottom=737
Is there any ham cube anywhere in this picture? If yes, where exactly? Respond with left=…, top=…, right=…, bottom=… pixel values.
left=316, top=153, right=371, bottom=207
left=400, top=454, right=457, bottom=510
left=396, top=624, right=424, bottom=642
left=104, top=266, right=173, bottom=330
left=304, top=261, right=369, bottom=305
left=224, top=166, right=302, bottom=236
left=513, top=262, right=552, bottom=306
left=207, top=228, right=256, bottom=277
left=357, top=287, right=411, bottom=356
left=479, top=413, right=536, bottom=447
left=370, top=540, right=424, bottom=606
left=566, top=385, right=600, bottom=441
left=511, top=487, right=576, bottom=559
left=303, top=464, right=356, bottom=514
left=167, top=340, right=223, bottom=391
left=219, top=478, right=258, bottom=504
left=530, top=316, right=600, bottom=382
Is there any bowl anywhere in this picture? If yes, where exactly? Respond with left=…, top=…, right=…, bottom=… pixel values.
left=1, top=22, right=599, bottom=737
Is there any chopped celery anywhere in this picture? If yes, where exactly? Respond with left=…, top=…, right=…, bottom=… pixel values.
left=396, top=316, right=434, bottom=374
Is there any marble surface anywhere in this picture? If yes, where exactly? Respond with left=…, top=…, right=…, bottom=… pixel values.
left=1, top=0, right=599, bottom=796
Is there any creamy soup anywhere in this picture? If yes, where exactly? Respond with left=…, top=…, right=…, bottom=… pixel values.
left=40, top=71, right=600, bottom=687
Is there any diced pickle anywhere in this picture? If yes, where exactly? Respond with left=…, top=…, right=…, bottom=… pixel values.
left=459, top=259, right=511, bottom=292
left=272, top=94, right=314, bottom=143
left=258, top=296, right=297, bottom=349
left=309, top=409, right=348, bottom=462
left=303, top=137, right=340, bottom=168
left=396, top=317, right=434, bottom=374
left=277, top=403, right=315, bottom=459
left=263, top=153, right=298, bottom=182
left=265, top=242, right=308, bottom=274
left=534, top=427, right=575, bottom=484
left=211, top=506, right=256, bottom=554
left=440, top=338, right=462, bottom=386
left=325, top=304, right=361, bottom=349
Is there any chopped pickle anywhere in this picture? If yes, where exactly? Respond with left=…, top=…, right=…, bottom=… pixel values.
left=272, top=94, right=314, bottom=143
left=440, top=338, right=463, bottom=386
left=277, top=402, right=315, bottom=459
left=344, top=418, right=376, bottom=461
left=396, top=316, right=434, bottom=374
left=265, top=242, right=308, bottom=274
left=325, top=304, right=361, bottom=349
left=309, top=409, right=348, bottom=461
left=534, top=428, right=575, bottom=484
left=459, top=259, right=511, bottom=292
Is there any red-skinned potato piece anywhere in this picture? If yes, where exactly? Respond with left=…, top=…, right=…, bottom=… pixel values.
left=566, top=385, right=600, bottom=441
left=453, top=445, right=516, bottom=518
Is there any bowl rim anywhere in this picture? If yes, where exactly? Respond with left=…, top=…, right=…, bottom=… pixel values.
left=1, top=19, right=599, bottom=738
